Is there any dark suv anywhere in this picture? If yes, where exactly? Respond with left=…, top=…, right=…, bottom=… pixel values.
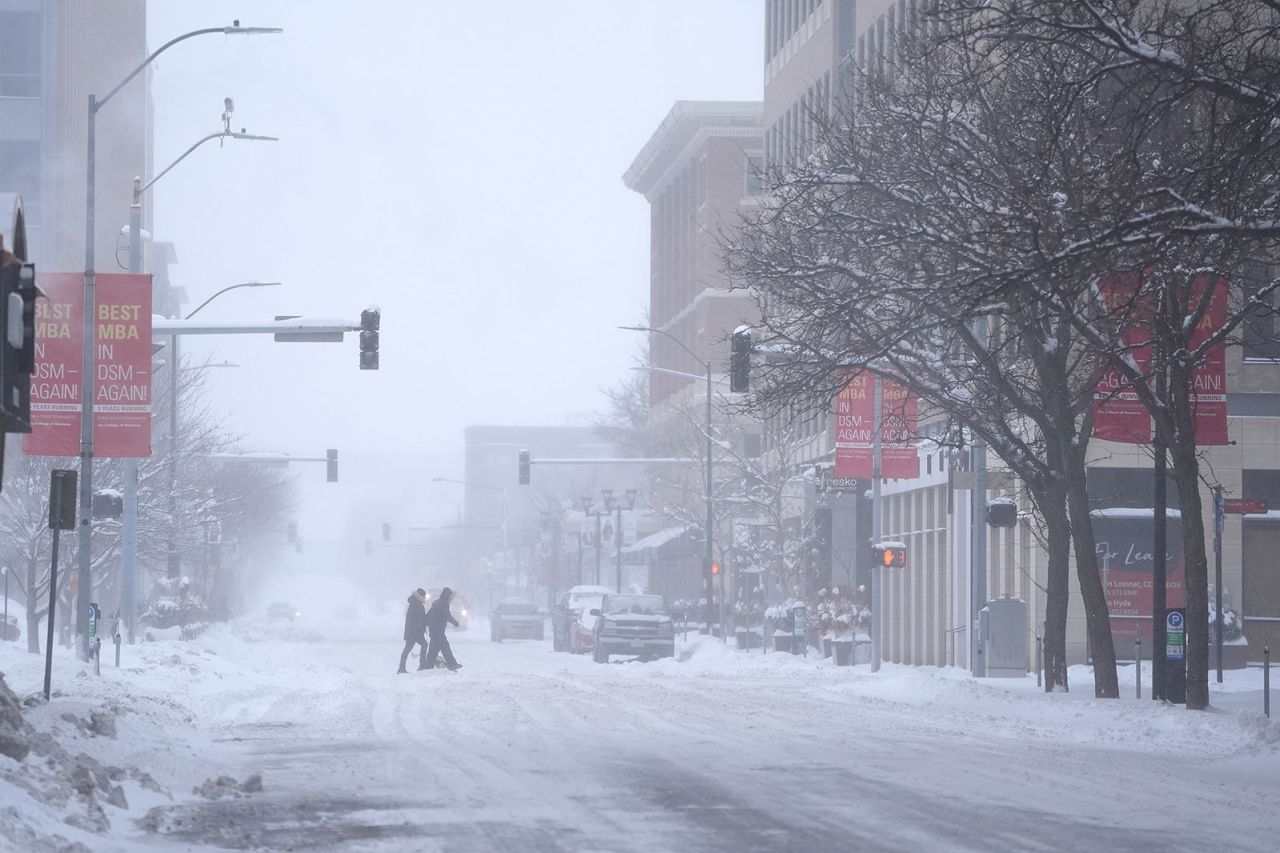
left=590, top=593, right=675, bottom=663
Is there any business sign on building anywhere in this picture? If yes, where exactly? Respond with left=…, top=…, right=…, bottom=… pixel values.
left=24, top=273, right=152, bottom=457
left=1091, top=509, right=1186, bottom=648
left=834, top=371, right=918, bottom=480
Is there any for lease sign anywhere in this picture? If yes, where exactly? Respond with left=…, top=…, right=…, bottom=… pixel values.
left=24, top=273, right=152, bottom=458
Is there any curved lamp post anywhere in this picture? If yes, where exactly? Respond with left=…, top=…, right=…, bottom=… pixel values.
left=78, top=21, right=282, bottom=660
left=620, top=325, right=715, bottom=635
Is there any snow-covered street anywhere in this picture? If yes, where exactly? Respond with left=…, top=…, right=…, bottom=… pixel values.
left=2, top=609, right=1278, bottom=852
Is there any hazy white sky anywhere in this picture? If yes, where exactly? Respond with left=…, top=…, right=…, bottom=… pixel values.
left=146, top=1, right=763, bottom=465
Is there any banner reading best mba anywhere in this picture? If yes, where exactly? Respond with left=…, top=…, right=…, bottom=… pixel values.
left=23, top=273, right=152, bottom=458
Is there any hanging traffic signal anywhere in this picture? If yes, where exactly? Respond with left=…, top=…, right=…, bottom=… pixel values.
left=986, top=501, right=1017, bottom=528
left=0, top=261, right=36, bottom=433
left=326, top=448, right=339, bottom=483
left=730, top=326, right=752, bottom=393
left=91, top=491, right=124, bottom=519
left=359, top=307, right=380, bottom=370
left=872, top=542, right=906, bottom=568
left=518, top=449, right=530, bottom=485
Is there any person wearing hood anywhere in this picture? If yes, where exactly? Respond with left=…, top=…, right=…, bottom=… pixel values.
left=423, top=587, right=462, bottom=671
left=398, top=588, right=429, bottom=674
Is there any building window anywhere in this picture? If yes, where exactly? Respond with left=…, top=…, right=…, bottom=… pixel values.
left=1243, top=262, right=1280, bottom=360
left=0, top=11, right=41, bottom=98
left=0, top=139, right=40, bottom=205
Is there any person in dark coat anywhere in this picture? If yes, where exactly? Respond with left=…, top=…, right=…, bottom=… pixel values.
left=398, top=588, right=429, bottom=673
left=423, top=587, right=462, bottom=670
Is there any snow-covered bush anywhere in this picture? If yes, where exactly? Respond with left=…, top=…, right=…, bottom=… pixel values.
left=139, top=577, right=208, bottom=633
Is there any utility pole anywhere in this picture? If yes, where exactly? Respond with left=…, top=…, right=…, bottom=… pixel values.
left=871, top=377, right=883, bottom=673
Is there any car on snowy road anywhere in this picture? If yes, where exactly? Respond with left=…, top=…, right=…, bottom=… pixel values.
left=551, top=584, right=612, bottom=653
left=267, top=602, right=298, bottom=622
left=489, top=598, right=545, bottom=642
left=590, top=593, right=675, bottom=663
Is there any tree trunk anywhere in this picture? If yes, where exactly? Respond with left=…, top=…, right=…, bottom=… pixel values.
left=1063, top=438, right=1119, bottom=698
left=1039, top=479, right=1072, bottom=692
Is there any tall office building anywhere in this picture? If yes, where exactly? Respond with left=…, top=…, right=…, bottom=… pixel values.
left=0, top=1, right=151, bottom=271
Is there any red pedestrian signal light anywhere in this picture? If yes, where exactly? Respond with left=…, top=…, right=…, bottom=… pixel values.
left=710, top=561, right=721, bottom=576
left=873, top=543, right=906, bottom=568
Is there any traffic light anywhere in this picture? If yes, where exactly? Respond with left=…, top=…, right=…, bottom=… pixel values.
left=326, top=448, right=339, bottom=483
left=730, top=326, right=752, bottom=393
left=710, top=561, right=721, bottom=576
left=986, top=501, right=1017, bottom=528
left=359, top=307, right=380, bottom=370
left=518, top=449, right=530, bottom=485
left=872, top=542, right=906, bottom=568
left=0, top=261, right=36, bottom=433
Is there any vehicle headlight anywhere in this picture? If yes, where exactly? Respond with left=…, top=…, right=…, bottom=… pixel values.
left=599, top=619, right=618, bottom=636
left=461, top=609, right=468, bottom=617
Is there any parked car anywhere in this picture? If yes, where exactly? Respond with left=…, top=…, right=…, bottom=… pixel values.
left=552, top=585, right=612, bottom=653
left=490, top=598, right=545, bottom=642
left=591, top=593, right=676, bottom=663
left=267, top=601, right=298, bottom=622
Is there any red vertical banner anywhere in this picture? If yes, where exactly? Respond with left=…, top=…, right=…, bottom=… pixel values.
left=834, top=371, right=873, bottom=478
left=1093, top=272, right=1152, bottom=444
left=834, top=371, right=919, bottom=479
left=24, top=273, right=152, bottom=457
left=1187, top=274, right=1228, bottom=446
left=880, top=379, right=919, bottom=479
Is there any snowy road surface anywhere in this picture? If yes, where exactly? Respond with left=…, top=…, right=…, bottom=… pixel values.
left=3, top=614, right=1279, bottom=852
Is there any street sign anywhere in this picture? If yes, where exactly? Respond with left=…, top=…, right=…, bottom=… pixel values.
left=1165, top=609, right=1185, bottom=662
left=1224, top=498, right=1269, bottom=514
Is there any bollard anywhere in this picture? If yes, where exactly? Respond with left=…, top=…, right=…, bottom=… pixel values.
left=1035, top=634, right=1042, bottom=688
left=114, top=632, right=121, bottom=668
left=1265, top=646, right=1271, bottom=719
left=93, top=639, right=101, bottom=676
left=1135, top=638, right=1142, bottom=699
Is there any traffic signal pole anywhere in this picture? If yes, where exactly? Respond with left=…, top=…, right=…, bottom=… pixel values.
left=871, top=377, right=882, bottom=673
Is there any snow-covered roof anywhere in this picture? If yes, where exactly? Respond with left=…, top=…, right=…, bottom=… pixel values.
left=1090, top=508, right=1183, bottom=519
left=623, top=525, right=692, bottom=555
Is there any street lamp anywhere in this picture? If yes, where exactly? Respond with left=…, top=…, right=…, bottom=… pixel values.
left=161, top=283, right=281, bottom=593
left=78, top=21, right=282, bottom=659
left=432, top=477, right=507, bottom=595
left=581, top=495, right=610, bottom=586
left=118, top=100, right=278, bottom=643
left=621, top=325, right=716, bottom=635
left=602, top=488, right=640, bottom=593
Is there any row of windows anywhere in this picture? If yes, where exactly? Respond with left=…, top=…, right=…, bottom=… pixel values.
left=765, top=72, right=831, bottom=170
left=0, top=10, right=41, bottom=98
left=766, top=0, right=823, bottom=61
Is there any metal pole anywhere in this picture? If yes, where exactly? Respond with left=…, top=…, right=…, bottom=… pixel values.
left=971, top=439, right=988, bottom=676
left=1265, top=646, right=1271, bottom=718
left=44, top=502, right=64, bottom=701
left=704, top=360, right=714, bottom=637
left=1214, top=485, right=1224, bottom=683
left=77, top=95, right=98, bottom=662
left=615, top=505, right=623, bottom=593
left=1135, top=638, right=1142, bottom=699
left=120, top=179, right=142, bottom=644
left=167, top=331, right=180, bottom=578
left=576, top=523, right=583, bottom=585
left=871, top=376, right=882, bottom=673
left=3, top=568, right=7, bottom=640
left=594, top=513, right=602, bottom=586
left=1152, top=431, right=1167, bottom=700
